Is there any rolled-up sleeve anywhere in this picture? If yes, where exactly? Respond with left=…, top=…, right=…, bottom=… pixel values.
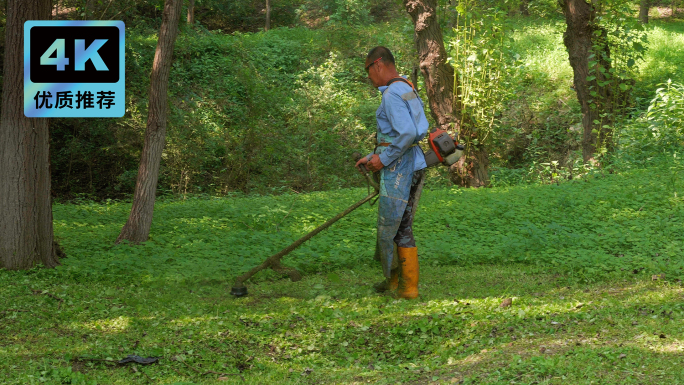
left=378, top=91, right=416, bottom=167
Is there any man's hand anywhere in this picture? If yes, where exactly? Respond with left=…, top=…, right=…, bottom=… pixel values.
left=356, top=154, right=384, bottom=173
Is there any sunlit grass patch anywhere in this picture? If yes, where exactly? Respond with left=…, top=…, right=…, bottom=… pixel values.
left=77, top=316, right=132, bottom=333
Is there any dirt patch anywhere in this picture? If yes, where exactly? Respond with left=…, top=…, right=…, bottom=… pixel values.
left=71, top=360, right=86, bottom=373
left=651, top=6, right=684, bottom=18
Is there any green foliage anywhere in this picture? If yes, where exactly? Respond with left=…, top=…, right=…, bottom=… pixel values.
left=49, top=17, right=426, bottom=199
left=447, top=0, right=521, bottom=152
left=585, top=0, right=648, bottom=157
left=491, top=19, right=582, bottom=175
left=645, top=80, right=684, bottom=145
left=619, top=80, right=684, bottom=156
left=44, top=11, right=684, bottom=199
left=329, top=0, right=372, bottom=25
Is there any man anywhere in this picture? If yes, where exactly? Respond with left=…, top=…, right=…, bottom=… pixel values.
left=355, top=46, right=429, bottom=299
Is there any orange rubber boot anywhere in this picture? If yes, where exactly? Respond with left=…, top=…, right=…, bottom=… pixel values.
left=398, top=247, right=419, bottom=299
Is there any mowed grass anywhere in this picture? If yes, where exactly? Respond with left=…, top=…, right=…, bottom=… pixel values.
left=1, top=160, right=684, bottom=384
left=2, top=264, right=684, bottom=384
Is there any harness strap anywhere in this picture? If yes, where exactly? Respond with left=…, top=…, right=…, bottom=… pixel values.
left=386, top=77, right=415, bottom=90
left=378, top=142, right=417, bottom=147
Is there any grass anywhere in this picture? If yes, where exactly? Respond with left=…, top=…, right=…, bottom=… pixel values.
left=638, top=19, right=684, bottom=97
left=50, top=156, right=684, bottom=285
left=507, top=17, right=684, bottom=113
left=2, top=264, right=684, bottom=384
left=2, top=159, right=684, bottom=384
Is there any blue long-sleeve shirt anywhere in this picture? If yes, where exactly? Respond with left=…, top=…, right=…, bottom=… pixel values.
left=372, top=79, right=428, bottom=172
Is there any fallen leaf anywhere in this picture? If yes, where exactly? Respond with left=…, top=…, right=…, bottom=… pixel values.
left=500, top=298, right=512, bottom=308
left=619, top=354, right=627, bottom=359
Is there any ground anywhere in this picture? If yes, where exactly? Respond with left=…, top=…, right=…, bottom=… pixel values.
left=2, top=263, right=684, bottom=384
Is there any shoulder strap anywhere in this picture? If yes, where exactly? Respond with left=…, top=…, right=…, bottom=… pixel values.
left=383, top=78, right=422, bottom=145
left=385, top=77, right=415, bottom=90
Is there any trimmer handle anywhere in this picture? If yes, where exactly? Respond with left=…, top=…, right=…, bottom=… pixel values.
left=353, top=153, right=380, bottom=193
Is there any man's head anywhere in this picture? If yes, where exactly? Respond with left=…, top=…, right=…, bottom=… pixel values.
left=365, top=46, right=399, bottom=88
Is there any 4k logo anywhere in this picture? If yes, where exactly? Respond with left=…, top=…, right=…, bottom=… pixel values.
left=24, top=21, right=125, bottom=118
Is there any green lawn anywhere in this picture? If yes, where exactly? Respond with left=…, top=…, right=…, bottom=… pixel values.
left=2, top=160, right=684, bottom=384
left=2, top=264, right=684, bottom=384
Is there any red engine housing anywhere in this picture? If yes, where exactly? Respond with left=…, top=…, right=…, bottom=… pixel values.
left=428, top=128, right=458, bottom=162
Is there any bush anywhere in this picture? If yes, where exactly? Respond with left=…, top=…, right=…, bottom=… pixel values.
left=619, top=80, right=684, bottom=157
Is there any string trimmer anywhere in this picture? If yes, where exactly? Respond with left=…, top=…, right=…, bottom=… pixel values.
left=230, top=154, right=379, bottom=297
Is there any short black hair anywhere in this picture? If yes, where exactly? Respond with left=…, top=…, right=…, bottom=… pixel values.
left=366, top=46, right=395, bottom=66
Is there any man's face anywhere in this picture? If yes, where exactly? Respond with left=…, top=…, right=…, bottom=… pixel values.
left=365, top=57, right=382, bottom=88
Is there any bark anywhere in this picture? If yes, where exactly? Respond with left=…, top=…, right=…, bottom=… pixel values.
left=404, top=0, right=489, bottom=187
left=0, top=0, right=59, bottom=270
left=187, top=0, right=194, bottom=24
left=449, top=146, right=489, bottom=187
left=116, top=0, right=183, bottom=244
left=560, top=0, right=613, bottom=163
left=404, top=0, right=458, bottom=131
left=265, top=0, right=271, bottom=31
left=639, top=0, right=649, bottom=23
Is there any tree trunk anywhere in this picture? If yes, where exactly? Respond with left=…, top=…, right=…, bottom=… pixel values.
left=116, top=0, right=183, bottom=244
left=0, top=0, right=59, bottom=270
left=639, top=0, right=649, bottom=23
left=520, top=0, right=530, bottom=16
left=187, top=0, right=194, bottom=24
left=404, top=0, right=457, bottom=131
left=560, top=0, right=613, bottom=163
left=404, top=0, right=489, bottom=187
left=265, top=0, right=271, bottom=31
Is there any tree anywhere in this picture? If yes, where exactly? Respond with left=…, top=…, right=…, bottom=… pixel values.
left=0, top=0, right=60, bottom=270
left=116, top=0, right=183, bottom=244
left=188, top=0, right=195, bottom=24
left=639, top=0, right=649, bottom=23
left=404, top=0, right=489, bottom=187
left=559, top=0, right=614, bottom=163
left=265, top=0, right=271, bottom=31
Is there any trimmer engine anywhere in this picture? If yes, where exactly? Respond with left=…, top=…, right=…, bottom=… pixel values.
left=424, top=128, right=465, bottom=167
